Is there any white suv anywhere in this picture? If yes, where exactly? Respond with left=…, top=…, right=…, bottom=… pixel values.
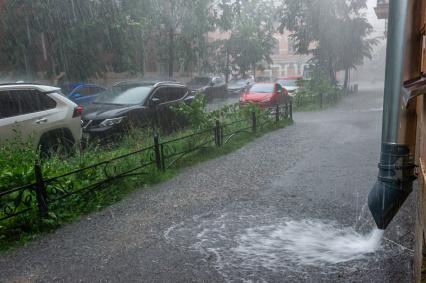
left=0, top=84, right=82, bottom=153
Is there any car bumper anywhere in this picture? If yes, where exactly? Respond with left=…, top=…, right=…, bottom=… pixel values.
left=83, top=125, right=123, bottom=141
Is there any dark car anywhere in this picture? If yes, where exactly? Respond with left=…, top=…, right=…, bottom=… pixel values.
left=82, top=81, right=192, bottom=140
left=63, top=83, right=107, bottom=107
left=186, top=76, right=228, bottom=101
left=227, top=79, right=253, bottom=96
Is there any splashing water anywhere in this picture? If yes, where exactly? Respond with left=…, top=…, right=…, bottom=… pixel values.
left=234, top=219, right=384, bottom=266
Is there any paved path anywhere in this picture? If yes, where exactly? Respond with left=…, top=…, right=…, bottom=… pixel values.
left=0, top=85, right=415, bottom=282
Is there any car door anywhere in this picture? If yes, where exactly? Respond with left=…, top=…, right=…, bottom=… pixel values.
left=151, top=86, right=188, bottom=130
left=0, top=89, right=58, bottom=147
left=212, top=77, right=226, bottom=98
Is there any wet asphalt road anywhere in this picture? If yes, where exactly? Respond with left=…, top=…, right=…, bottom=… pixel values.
left=0, top=84, right=416, bottom=282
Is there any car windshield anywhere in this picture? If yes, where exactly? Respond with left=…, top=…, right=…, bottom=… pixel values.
left=249, top=84, right=275, bottom=93
left=229, top=80, right=246, bottom=86
left=94, top=86, right=152, bottom=105
left=189, top=77, right=210, bottom=85
left=277, top=79, right=298, bottom=87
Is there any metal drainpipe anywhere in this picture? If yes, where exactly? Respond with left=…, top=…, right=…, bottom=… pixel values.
left=368, top=0, right=417, bottom=230
left=381, top=0, right=408, bottom=144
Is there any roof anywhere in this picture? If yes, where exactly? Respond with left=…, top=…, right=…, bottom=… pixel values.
left=113, top=80, right=185, bottom=88
left=0, top=84, right=60, bottom=92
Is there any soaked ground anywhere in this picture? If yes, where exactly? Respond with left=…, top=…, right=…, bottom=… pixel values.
left=0, top=83, right=415, bottom=282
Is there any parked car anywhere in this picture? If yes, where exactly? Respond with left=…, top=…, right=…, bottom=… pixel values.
left=240, top=83, right=289, bottom=108
left=275, top=76, right=303, bottom=97
left=63, top=83, right=107, bottom=107
left=227, top=79, right=253, bottom=96
left=0, top=83, right=83, bottom=154
left=82, top=81, right=192, bottom=140
left=186, top=76, right=228, bottom=101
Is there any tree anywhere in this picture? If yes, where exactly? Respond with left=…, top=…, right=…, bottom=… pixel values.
left=0, top=0, right=148, bottom=81
left=278, top=0, right=377, bottom=86
left=215, top=0, right=277, bottom=80
left=336, top=17, right=379, bottom=89
left=144, top=0, right=214, bottom=77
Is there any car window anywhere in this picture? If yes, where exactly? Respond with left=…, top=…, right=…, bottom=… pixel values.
left=277, top=79, right=298, bottom=87
left=213, top=77, right=223, bottom=84
left=95, top=86, right=152, bottom=105
left=249, top=84, right=275, bottom=93
left=76, top=86, right=97, bottom=97
left=0, top=90, right=57, bottom=119
left=152, top=88, right=169, bottom=103
left=152, top=87, right=187, bottom=103
left=168, top=88, right=188, bottom=101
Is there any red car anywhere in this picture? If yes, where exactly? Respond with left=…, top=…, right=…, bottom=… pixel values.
left=240, top=83, right=289, bottom=107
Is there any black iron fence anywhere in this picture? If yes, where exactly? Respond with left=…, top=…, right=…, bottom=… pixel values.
left=0, top=103, right=292, bottom=224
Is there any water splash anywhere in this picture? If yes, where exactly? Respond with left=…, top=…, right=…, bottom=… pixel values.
left=234, top=219, right=384, bottom=266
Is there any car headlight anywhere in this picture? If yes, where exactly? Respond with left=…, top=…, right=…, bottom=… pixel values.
left=99, top=116, right=125, bottom=128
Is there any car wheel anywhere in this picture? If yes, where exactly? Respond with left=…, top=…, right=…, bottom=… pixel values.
left=39, top=135, right=75, bottom=159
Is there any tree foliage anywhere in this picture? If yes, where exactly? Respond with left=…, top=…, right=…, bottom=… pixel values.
left=0, top=0, right=144, bottom=81
left=278, top=0, right=378, bottom=86
left=215, top=0, right=277, bottom=78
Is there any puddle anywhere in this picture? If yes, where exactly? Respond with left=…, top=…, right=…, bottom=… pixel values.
left=164, top=208, right=411, bottom=282
left=233, top=219, right=383, bottom=267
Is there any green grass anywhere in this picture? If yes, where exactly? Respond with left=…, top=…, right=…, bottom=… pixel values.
left=0, top=104, right=292, bottom=251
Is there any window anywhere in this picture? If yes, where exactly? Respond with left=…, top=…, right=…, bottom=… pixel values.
left=0, top=90, right=57, bottom=119
left=249, top=84, right=275, bottom=93
left=0, top=91, right=21, bottom=119
left=212, top=77, right=224, bottom=84
left=168, top=87, right=188, bottom=101
left=152, top=87, right=188, bottom=103
left=76, top=86, right=103, bottom=97
left=288, top=37, right=296, bottom=54
left=95, top=86, right=152, bottom=105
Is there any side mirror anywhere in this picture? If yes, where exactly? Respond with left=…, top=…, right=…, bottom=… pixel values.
left=71, top=92, right=81, bottom=99
left=151, top=97, right=161, bottom=106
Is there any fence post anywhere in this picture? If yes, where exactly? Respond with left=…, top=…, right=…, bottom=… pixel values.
left=275, top=104, right=280, bottom=124
left=252, top=111, right=257, bottom=134
left=34, top=160, right=48, bottom=216
left=285, top=102, right=289, bottom=118
left=289, top=99, right=293, bottom=120
left=160, top=144, right=166, bottom=171
left=215, top=120, right=221, bottom=147
left=154, top=134, right=162, bottom=170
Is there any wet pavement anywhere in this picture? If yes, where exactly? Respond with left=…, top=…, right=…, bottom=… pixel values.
left=0, top=84, right=416, bottom=282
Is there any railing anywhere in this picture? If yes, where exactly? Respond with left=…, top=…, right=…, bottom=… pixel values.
left=0, top=102, right=292, bottom=225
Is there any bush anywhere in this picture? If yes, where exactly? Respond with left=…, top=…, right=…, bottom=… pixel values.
left=294, top=67, right=343, bottom=111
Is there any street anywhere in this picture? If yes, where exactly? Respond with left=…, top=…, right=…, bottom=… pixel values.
left=0, top=84, right=416, bottom=282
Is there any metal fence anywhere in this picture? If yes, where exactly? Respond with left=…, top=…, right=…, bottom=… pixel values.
left=0, top=103, right=292, bottom=224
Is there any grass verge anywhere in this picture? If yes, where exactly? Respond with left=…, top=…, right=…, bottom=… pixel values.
left=0, top=113, right=292, bottom=251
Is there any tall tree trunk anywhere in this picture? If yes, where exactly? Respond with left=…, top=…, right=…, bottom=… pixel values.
left=252, top=64, right=256, bottom=79
left=168, top=28, right=174, bottom=78
left=225, top=47, right=230, bottom=83
left=344, top=67, right=350, bottom=90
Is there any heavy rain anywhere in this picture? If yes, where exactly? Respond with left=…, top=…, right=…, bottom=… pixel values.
left=0, top=0, right=421, bottom=282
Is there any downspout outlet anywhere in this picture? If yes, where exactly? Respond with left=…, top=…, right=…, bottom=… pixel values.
left=368, top=143, right=416, bottom=230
